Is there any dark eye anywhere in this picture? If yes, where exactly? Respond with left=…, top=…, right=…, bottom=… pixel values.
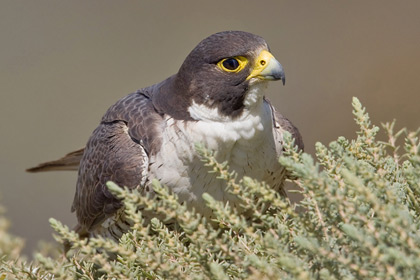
left=217, top=56, right=247, bottom=73
left=222, top=58, right=240, bottom=70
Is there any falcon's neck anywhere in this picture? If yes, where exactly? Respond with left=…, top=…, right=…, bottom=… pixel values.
left=187, top=81, right=269, bottom=122
left=149, top=75, right=195, bottom=121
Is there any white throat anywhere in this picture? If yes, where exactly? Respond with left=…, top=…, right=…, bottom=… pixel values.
left=187, top=81, right=269, bottom=122
left=243, top=80, right=269, bottom=107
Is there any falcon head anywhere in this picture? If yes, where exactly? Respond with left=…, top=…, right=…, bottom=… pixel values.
left=154, top=31, right=285, bottom=121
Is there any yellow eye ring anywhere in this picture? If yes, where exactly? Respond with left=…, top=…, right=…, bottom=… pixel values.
left=217, top=56, right=248, bottom=73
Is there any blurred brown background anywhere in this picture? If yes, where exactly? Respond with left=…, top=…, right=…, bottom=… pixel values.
left=1, top=1, right=419, bottom=254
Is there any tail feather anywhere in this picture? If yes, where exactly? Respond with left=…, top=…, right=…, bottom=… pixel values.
left=26, top=148, right=85, bottom=172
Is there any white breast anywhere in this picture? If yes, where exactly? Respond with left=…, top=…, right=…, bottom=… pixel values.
left=148, top=85, right=285, bottom=218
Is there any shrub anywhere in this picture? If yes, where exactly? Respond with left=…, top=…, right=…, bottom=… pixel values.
left=1, top=97, right=419, bottom=279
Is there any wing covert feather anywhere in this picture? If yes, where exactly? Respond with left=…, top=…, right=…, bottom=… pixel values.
left=73, top=91, right=163, bottom=231
left=265, top=98, right=304, bottom=151
left=274, top=111, right=304, bottom=151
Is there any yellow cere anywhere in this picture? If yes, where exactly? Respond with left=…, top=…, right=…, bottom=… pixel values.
left=217, top=56, right=248, bottom=73
left=246, top=50, right=275, bottom=80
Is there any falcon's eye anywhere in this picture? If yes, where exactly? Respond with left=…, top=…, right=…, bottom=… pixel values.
left=217, top=56, right=248, bottom=73
left=223, top=58, right=239, bottom=70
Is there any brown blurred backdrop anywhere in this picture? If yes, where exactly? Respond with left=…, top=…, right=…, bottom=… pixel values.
left=1, top=1, right=419, bottom=254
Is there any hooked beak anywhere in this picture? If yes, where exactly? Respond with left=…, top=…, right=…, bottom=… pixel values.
left=246, top=50, right=285, bottom=85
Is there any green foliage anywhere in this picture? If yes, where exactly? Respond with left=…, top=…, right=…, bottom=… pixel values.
left=1, top=97, right=420, bottom=279
left=0, top=202, right=24, bottom=262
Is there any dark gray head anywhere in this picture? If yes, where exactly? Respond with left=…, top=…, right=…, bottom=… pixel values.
left=152, top=31, right=285, bottom=120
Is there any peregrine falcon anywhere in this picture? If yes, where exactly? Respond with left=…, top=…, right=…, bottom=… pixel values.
left=28, top=31, right=303, bottom=240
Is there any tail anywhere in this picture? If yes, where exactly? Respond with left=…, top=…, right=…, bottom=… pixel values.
left=26, top=148, right=85, bottom=172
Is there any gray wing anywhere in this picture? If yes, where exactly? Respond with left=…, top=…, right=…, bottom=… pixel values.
left=267, top=100, right=303, bottom=183
left=274, top=111, right=304, bottom=152
left=265, top=98, right=304, bottom=152
left=72, top=91, right=164, bottom=232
